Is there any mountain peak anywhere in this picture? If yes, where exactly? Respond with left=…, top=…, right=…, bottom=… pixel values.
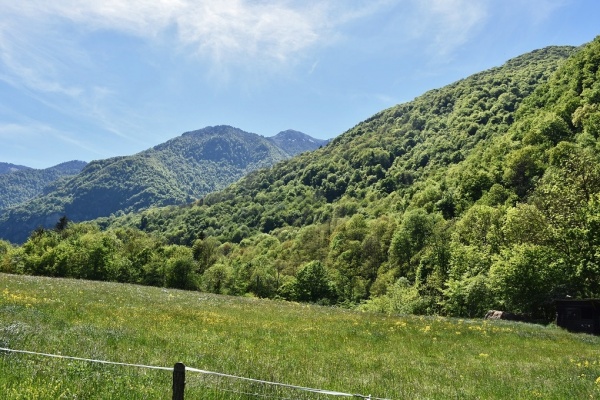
left=0, top=162, right=32, bottom=175
left=267, top=130, right=329, bottom=156
left=181, top=125, right=250, bottom=138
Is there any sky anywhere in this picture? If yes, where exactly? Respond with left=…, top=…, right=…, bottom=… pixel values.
left=0, top=0, right=599, bottom=169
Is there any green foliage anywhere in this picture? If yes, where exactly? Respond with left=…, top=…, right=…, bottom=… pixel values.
left=442, top=274, right=492, bottom=318
left=0, top=127, right=308, bottom=243
left=1, top=221, right=208, bottom=291
left=489, top=244, right=562, bottom=319
left=10, top=39, right=600, bottom=320
left=360, top=277, right=435, bottom=315
left=389, top=209, right=443, bottom=279
left=165, top=246, right=198, bottom=290
left=200, top=262, right=235, bottom=294
left=192, top=237, right=220, bottom=273
left=292, top=261, right=335, bottom=303
left=502, top=145, right=545, bottom=197
left=0, top=161, right=86, bottom=213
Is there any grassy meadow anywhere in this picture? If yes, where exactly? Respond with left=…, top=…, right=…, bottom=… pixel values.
left=1, top=273, right=600, bottom=399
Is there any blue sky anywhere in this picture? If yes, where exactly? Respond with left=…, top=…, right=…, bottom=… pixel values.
left=0, top=0, right=598, bottom=168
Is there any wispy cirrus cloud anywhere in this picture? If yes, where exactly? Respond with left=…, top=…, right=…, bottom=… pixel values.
left=409, top=0, right=488, bottom=57
left=520, top=0, right=571, bottom=24
left=428, top=0, right=488, bottom=55
left=0, top=0, right=496, bottom=87
left=0, top=1, right=362, bottom=119
left=0, top=1, right=336, bottom=68
left=0, top=0, right=571, bottom=156
left=0, top=121, right=101, bottom=156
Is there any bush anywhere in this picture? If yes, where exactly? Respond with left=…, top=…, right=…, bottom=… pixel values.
left=293, top=261, right=335, bottom=302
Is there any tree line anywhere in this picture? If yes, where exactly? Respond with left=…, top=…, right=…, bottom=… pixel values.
left=2, top=39, right=600, bottom=321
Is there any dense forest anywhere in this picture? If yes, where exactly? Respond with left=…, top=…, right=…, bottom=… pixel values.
left=2, top=37, right=599, bottom=320
left=0, top=161, right=86, bottom=213
left=0, top=162, right=30, bottom=175
left=0, top=127, right=324, bottom=243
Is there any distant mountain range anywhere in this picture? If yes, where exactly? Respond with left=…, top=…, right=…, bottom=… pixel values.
left=0, top=126, right=327, bottom=243
left=0, top=162, right=32, bottom=175
left=267, top=129, right=329, bottom=155
left=0, top=161, right=87, bottom=212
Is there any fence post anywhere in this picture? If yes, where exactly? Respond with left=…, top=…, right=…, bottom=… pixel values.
left=173, top=362, right=185, bottom=400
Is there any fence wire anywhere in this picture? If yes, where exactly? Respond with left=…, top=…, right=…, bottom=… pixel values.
left=0, top=347, right=389, bottom=400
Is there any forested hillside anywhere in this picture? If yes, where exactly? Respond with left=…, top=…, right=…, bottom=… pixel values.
left=0, top=126, right=322, bottom=243
left=0, top=162, right=30, bottom=175
left=3, top=38, right=600, bottom=320
left=0, top=161, right=86, bottom=212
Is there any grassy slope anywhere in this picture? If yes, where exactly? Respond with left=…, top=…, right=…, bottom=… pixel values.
left=1, top=274, right=600, bottom=399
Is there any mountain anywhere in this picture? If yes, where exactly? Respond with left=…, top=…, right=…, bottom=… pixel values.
left=7, top=38, right=600, bottom=321
left=0, top=126, right=314, bottom=243
left=0, top=162, right=31, bottom=174
left=0, top=160, right=87, bottom=212
left=267, top=130, right=329, bottom=156
left=108, top=45, right=575, bottom=244
left=89, top=43, right=583, bottom=314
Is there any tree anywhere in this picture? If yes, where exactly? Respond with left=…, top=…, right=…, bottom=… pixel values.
left=502, top=146, right=544, bottom=197
left=201, top=263, right=234, bottom=294
left=165, top=246, right=198, bottom=290
left=294, top=261, right=335, bottom=302
left=532, top=144, right=600, bottom=296
left=192, top=237, right=220, bottom=274
left=488, top=244, right=562, bottom=319
left=55, top=215, right=70, bottom=232
left=389, top=209, right=441, bottom=279
left=442, top=274, right=491, bottom=318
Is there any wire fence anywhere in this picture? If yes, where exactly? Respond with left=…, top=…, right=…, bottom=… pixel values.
left=0, top=347, right=391, bottom=400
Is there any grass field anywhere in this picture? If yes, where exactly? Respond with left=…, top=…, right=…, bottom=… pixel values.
left=1, top=273, right=600, bottom=399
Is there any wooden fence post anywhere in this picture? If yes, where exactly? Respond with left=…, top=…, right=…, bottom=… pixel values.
left=173, top=362, right=185, bottom=400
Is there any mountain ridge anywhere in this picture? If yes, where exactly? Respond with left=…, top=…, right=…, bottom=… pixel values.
left=266, top=129, right=329, bottom=156
left=90, top=43, right=583, bottom=314
left=0, top=126, right=324, bottom=243
left=0, top=160, right=87, bottom=213
left=4, top=39, right=600, bottom=321
left=0, top=162, right=32, bottom=175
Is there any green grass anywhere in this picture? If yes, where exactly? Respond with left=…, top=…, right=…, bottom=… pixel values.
left=1, top=273, right=600, bottom=399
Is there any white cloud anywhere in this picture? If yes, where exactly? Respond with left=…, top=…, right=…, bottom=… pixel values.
left=0, top=1, right=335, bottom=67
left=0, top=120, right=104, bottom=158
left=0, top=17, right=84, bottom=97
left=1, top=0, right=183, bottom=37
left=0, top=122, right=38, bottom=139
left=179, top=1, right=321, bottom=63
left=521, top=0, right=571, bottom=24
left=414, top=0, right=488, bottom=57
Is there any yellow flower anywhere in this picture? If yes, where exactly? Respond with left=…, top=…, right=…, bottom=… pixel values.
left=479, top=353, right=489, bottom=357
left=595, top=376, right=600, bottom=385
